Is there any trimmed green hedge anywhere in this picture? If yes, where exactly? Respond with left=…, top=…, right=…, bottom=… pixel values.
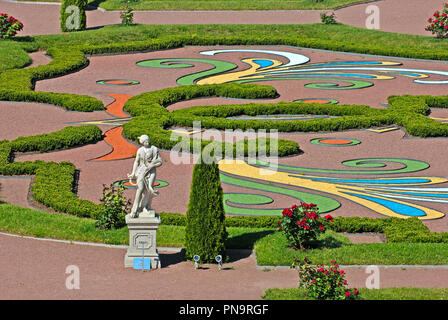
left=0, top=141, right=11, bottom=167
left=32, top=161, right=102, bottom=218
left=158, top=212, right=448, bottom=244
left=0, top=159, right=102, bottom=218
left=0, top=90, right=104, bottom=112
left=170, top=94, right=448, bottom=137
left=121, top=85, right=448, bottom=155
left=0, top=46, right=88, bottom=91
left=0, top=126, right=103, bottom=218
left=122, top=84, right=301, bottom=157
left=174, top=101, right=386, bottom=132
left=0, top=45, right=104, bottom=112
left=159, top=212, right=279, bottom=228
left=60, top=0, right=87, bottom=32
left=11, top=125, right=102, bottom=152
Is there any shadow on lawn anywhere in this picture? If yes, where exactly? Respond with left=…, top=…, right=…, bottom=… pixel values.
left=87, top=0, right=107, bottom=10
left=307, top=233, right=351, bottom=250
left=85, top=26, right=106, bottom=31
left=12, top=36, right=35, bottom=43
left=226, top=230, right=275, bottom=250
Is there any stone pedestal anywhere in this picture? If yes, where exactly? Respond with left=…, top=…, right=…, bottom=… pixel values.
left=124, top=210, right=161, bottom=269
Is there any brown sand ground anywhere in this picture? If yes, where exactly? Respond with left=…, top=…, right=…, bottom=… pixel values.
left=0, top=233, right=297, bottom=300
left=24, top=51, right=52, bottom=69
left=0, top=177, right=33, bottom=209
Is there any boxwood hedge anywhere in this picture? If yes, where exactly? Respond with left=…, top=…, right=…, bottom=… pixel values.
left=0, top=126, right=103, bottom=218
left=122, top=83, right=301, bottom=157
left=158, top=212, right=448, bottom=244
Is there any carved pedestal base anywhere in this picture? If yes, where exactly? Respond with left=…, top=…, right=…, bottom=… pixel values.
left=124, top=210, right=161, bottom=269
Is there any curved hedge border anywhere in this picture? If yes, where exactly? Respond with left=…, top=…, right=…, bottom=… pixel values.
left=1, top=33, right=447, bottom=139
left=1, top=124, right=447, bottom=244
left=2, top=89, right=448, bottom=220
left=5, top=32, right=448, bottom=111
left=0, top=125, right=103, bottom=219
left=174, top=100, right=387, bottom=132
left=122, top=83, right=301, bottom=157
left=0, top=45, right=103, bottom=111
left=1, top=32, right=448, bottom=224
left=123, top=85, right=448, bottom=143
left=10, top=125, right=103, bottom=153
left=0, top=89, right=104, bottom=112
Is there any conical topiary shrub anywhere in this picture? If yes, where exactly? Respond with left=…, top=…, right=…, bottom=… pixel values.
left=185, top=158, right=227, bottom=263
left=60, top=0, right=87, bottom=32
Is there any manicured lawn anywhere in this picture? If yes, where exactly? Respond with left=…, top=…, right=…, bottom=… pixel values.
left=255, top=231, right=448, bottom=265
left=32, top=23, right=444, bottom=54
left=3, top=202, right=448, bottom=265
left=3, top=22, right=447, bottom=74
left=14, top=0, right=370, bottom=11
left=0, top=40, right=36, bottom=73
left=262, top=287, right=448, bottom=300
left=0, top=203, right=271, bottom=248
left=0, top=203, right=129, bottom=245
left=95, top=0, right=367, bottom=11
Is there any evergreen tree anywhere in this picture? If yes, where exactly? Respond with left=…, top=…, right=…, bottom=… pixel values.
left=185, top=159, right=227, bottom=263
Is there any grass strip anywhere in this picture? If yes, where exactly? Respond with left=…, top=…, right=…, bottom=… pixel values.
left=254, top=231, right=448, bottom=265
left=12, top=0, right=372, bottom=11
left=0, top=203, right=271, bottom=248
left=262, top=287, right=448, bottom=300
left=0, top=40, right=35, bottom=73
left=3, top=203, right=447, bottom=265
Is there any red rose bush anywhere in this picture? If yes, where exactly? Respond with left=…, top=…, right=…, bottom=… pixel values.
left=278, top=202, right=333, bottom=250
left=297, top=258, right=361, bottom=300
left=0, top=13, right=23, bottom=39
left=425, top=3, right=448, bottom=38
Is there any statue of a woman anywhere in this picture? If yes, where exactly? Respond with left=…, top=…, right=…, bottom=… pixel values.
left=127, top=135, right=162, bottom=218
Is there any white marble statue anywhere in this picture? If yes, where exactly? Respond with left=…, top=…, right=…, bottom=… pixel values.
left=127, top=135, right=162, bottom=218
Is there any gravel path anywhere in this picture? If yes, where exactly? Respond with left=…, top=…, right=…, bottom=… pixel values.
left=2, top=233, right=448, bottom=299
left=1, top=0, right=442, bottom=36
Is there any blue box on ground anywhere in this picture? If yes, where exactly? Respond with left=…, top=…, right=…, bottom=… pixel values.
left=133, top=258, right=151, bottom=270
